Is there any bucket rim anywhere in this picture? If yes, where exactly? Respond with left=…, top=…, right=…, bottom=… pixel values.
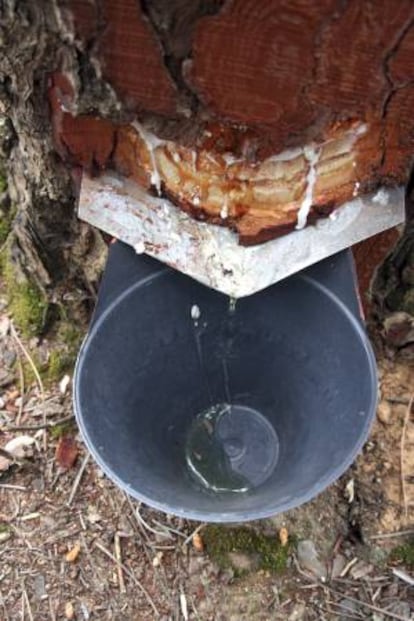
left=73, top=270, right=378, bottom=523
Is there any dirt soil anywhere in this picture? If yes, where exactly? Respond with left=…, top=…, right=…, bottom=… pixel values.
left=0, top=298, right=414, bottom=620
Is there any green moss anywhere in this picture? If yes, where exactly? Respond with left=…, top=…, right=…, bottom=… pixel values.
left=57, top=322, right=83, bottom=350
left=0, top=205, right=15, bottom=245
left=0, top=246, right=47, bottom=337
left=391, top=541, right=414, bottom=568
left=45, top=322, right=82, bottom=383
left=46, top=349, right=65, bottom=382
left=203, top=525, right=294, bottom=575
left=0, top=217, right=10, bottom=245
left=0, top=171, right=6, bottom=194
left=11, top=282, right=46, bottom=337
left=0, top=523, right=10, bottom=534
left=49, top=420, right=75, bottom=439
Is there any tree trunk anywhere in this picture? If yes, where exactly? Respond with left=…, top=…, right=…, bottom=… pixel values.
left=0, top=1, right=413, bottom=332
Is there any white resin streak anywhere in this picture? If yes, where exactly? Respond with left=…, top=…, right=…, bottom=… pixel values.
left=296, top=146, right=320, bottom=230
left=79, top=174, right=404, bottom=299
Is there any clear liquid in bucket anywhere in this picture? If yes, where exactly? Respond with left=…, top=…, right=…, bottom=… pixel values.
left=185, top=403, right=279, bottom=493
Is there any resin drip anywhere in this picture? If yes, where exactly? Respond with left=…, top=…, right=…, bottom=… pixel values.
left=185, top=403, right=280, bottom=493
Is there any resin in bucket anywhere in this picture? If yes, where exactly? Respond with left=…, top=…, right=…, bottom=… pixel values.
left=74, top=243, right=377, bottom=522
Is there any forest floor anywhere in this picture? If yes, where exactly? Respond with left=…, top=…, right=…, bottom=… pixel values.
left=0, top=292, right=414, bottom=620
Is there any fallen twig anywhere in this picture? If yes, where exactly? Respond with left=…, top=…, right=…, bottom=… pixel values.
left=0, top=483, right=27, bottom=491
left=67, top=453, right=89, bottom=506
left=324, top=600, right=364, bottom=621
left=370, top=529, right=414, bottom=540
left=180, top=588, right=188, bottom=621
left=1, top=413, right=74, bottom=433
left=400, top=393, right=414, bottom=521
left=10, top=322, right=47, bottom=451
left=114, top=532, right=126, bottom=594
left=94, top=540, right=159, bottom=616
left=152, top=518, right=186, bottom=539
left=16, top=356, right=24, bottom=425
left=48, top=597, right=57, bottom=621
left=339, top=557, right=358, bottom=578
left=135, top=506, right=173, bottom=540
left=22, top=581, right=34, bottom=621
left=10, top=323, right=44, bottom=399
left=183, top=523, right=206, bottom=546
left=324, top=585, right=411, bottom=621
left=392, top=567, right=414, bottom=586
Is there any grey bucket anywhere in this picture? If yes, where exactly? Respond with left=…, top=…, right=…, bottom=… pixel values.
left=74, top=243, right=377, bottom=522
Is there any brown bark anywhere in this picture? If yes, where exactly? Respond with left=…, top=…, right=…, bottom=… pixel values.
left=0, top=1, right=413, bottom=326
left=53, top=0, right=414, bottom=245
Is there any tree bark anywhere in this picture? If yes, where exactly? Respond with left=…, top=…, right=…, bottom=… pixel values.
left=0, top=1, right=413, bottom=327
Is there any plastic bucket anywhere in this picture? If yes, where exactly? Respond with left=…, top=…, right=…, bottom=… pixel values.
left=74, top=245, right=377, bottom=522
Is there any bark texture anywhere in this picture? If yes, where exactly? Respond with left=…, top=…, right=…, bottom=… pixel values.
left=53, top=0, right=414, bottom=244
left=0, top=1, right=116, bottom=319
left=0, top=1, right=413, bottom=326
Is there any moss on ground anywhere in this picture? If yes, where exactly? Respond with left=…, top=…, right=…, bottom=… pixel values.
left=49, top=420, right=76, bottom=439
left=0, top=213, right=11, bottom=245
left=0, top=252, right=47, bottom=338
left=17, top=323, right=82, bottom=387
left=45, top=321, right=82, bottom=382
left=0, top=167, right=7, bottom=194
left=391, top=541, right=414, bottom=568
left=0, top=165, right=13, bottom=244
left=203, top=525, right=294, bottom=575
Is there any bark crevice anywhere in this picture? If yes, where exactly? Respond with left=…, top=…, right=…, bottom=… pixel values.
left=139, top=0, right=225, bottom=116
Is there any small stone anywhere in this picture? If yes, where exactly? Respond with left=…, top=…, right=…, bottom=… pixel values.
left=87, top=505, right=101, bottom=524
left=59, top=374, right=71, bottom=395
left=297, top=540, right=327, bottom=580
left=0, top=316, right=10, bottom=337
left=349, top=559, right=373, bottom=580
left=331, top=553, right=347, bottom=579
left=338, top=598, right=360, bottom=620
left=377, top=401, right=392, bottom=425
left=32, top=477, right=44, bottom=492
left=65, top=602, right=75, bottom=619
left=3, top=349, right=16, bottom=367
left=34, top=574, right=47, bottom=600
left=152, top=551, right=163, bottom=567
left=288, top=603, right=306, bottom=621
left=0, top=531, right=11, bottom=543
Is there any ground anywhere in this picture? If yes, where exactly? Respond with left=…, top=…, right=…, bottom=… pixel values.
left=0, top=285, right=414, bottom=620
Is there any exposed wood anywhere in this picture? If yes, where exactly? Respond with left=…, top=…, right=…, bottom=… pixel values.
left=53, top=0, right=414, bottom=245
left=0, top=0, right=412, bottom=325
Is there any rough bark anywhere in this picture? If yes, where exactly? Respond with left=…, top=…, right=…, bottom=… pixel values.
left=56, top=0, right=414, bottom=245
left=0, top=1, right=116, bottom=320
left=0, top=1, right=413, bottom=327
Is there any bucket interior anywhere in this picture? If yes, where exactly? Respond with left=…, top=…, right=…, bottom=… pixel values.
left=75, top=270, right=376, bottom=521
